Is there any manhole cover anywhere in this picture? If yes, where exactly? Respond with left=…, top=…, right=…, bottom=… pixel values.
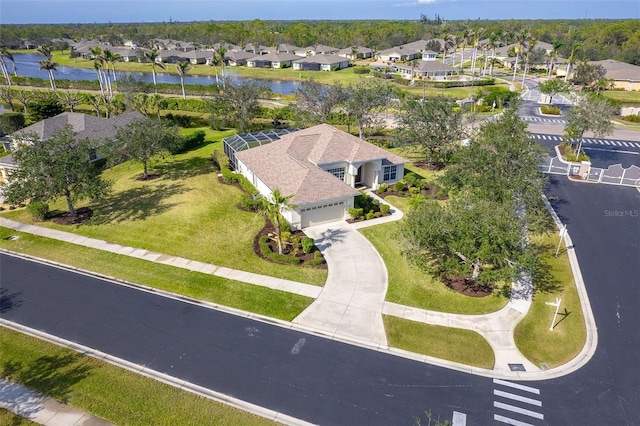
left=508, top=363, right=526, bottom=371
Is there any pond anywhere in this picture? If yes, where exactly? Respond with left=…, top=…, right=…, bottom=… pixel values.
left=10, top=53, right=304, bottom=94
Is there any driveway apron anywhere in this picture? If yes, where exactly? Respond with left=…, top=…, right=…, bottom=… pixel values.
left=293, top=222, right=388, bottom=346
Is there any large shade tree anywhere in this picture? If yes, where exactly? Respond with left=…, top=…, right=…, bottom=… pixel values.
left=344, top=78, right=390, bottom=139
left=208, top=80, right=265, bottom=132
left=294, top=79, right=348, bottom=125
left=395, top=95, right=465, bottom=166
left=564, top=94, right=618, bottom=153
left=5, top=125, right=110, bottom=217
left=106, top=117, right=182, bottom=179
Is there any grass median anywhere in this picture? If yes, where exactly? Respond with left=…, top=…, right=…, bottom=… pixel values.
left=0, top=328, right=276, bottom=426
left=514, top=230, right=587, bottom=369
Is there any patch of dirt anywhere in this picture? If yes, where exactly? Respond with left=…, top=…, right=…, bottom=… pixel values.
left=441, top=275, right=494, bottom=297
left=413, top=162, right=445, bottom=171
left=48, top=207, right=93, bottom=225
left=135, top=173, right=161, bottom=181
left=378, top=184, right=445, bottom=200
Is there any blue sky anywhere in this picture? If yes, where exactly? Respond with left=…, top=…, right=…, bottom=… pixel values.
left=1, top=0, right=638, bottom=24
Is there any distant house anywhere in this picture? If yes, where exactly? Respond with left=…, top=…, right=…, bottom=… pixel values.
left=337, top=46, right=374, bottom=60
left=399, top=39, right=443, bottom=53
left=182, top=50, right=212, bottom=65
left=421, top=50, right=438, bottom=61
left=225, top=50, right=255, bottom=66
left=589, top=59, right=640, bottom=91
left=0, top=112, right=143, bottom=184
left=244, top=43, right=270, bottom=55
left=293, top=54, right=350, bottom=71
left=247, top=52, right=304, bottom=68
left=276, top=43, right=302, bottom=54
left=233, top=124, right=407, bottom=229
left=112, top=47, right=140, bottom=62
left=375, top=47, right=420, bottom=63
left=397, top=60, right=457, bottom=80
left=294, top=44, right=339, bottom=57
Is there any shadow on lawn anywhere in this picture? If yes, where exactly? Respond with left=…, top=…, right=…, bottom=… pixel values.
left=153, top=156, right=214, bottom=180
left=1, top=352, right=93, bottom=404
left=90, top=182, right=187, bottom=224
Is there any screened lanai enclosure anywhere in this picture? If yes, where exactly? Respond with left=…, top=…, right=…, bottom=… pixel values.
left=223, top=128, right=299, bottom=170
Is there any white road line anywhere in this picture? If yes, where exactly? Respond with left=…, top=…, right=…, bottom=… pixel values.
left=621, top=141, right=629, bottom=147
left=582, top=147, right=639, bottom=155
left=553, top=136, right=560, bottom=141
left=494, top=390, right=542, bottom=407
left=494, top=402, right=544, bottom=419
left=493, top=379, right=541, bottom=394
left=597, top=140, right=604, bottom=144
left=541, top=135, right=547, bottom=139
left=452, top=411, right=467, bottom=426
left=634, top=143, right=640, bottom=148
left=494, top=414, right=535, bottom=426
left=605, top=140, right=611, bottom=145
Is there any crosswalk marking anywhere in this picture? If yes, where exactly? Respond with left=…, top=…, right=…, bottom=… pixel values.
left=493, top=379, right=541, bottom=394
left=494, top=402, right=544, bottom=419
left=605, top=140, right=611, bottom=145
left=621, top=141, right=629, bottom=147
left=494, top=414, right=535, bottom=426
left=494, top=390, right=542, bottom=406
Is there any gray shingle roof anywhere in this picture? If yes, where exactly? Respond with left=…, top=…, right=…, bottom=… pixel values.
left=235, top=124, right=406, bottom=205
left=293, top=54, right=349, bottom=65
left=590, top=59, right=640, bottom=81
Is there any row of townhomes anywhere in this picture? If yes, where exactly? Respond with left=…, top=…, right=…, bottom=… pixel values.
left=59, top=37, right=640, bottom=88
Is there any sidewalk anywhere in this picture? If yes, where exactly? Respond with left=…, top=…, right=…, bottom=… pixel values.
left=0, top=378, right=113, bottom=425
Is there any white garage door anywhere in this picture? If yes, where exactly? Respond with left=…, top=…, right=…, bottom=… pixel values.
left=300, top=201, right=346, bottom=228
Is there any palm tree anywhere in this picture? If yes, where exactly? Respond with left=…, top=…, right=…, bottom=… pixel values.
left=93, top=59, right=106, bottom=97
left=176, top=61, right=191, bottom=99
left=564, top=43, right=581, bottom=83
left=0, top=48, right=17, bottom=81
left=216, top=44, right=228, bottom=87
left=39, top=59, right=58, bottom=91
left=445, top=34, right=458, bottom=67
left=103, top=49, right=122, bottom=85
left=511, top=30, right=531, bottom=81
left=261, top=189, right=297, bottom=255
left=521, top=39, right=537, bottom=85
left=143, top=49, right=166, bottom=86
left=0, top=55, right=11, bottom=86
left=37, top=45, right=53, bottom=60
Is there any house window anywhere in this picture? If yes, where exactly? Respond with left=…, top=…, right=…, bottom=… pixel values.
left=326, top=167, right=345, bottom=181
left=383, top=165, right=397, bottom=181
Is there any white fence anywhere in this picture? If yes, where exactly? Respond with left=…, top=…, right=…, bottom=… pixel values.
left=539, top=155, right=640, bottom=188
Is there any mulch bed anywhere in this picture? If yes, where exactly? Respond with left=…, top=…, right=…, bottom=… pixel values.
left=48, top=207, right=94, bottom=225
left=135, top=173, right=161, bottom=181
left=253, top=219, right=326, bottom=268
left=442, top=275, right=494, bottom=298
left=377, top=184, right=445, bottom=200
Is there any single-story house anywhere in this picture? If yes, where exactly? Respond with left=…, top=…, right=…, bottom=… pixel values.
left=0, top=112, right=143, bottom=183
left=421, top=50, right=438, bottom=61
left=244, top=43, right=270, bottom=55
left=589, top=59, right=640, bottom=91
left=182, top=50, right=212, bottom=65
left=397, top=60, right=457, bottom=80
left=294, top=44, right=340, bottom=57
left=234, top=124, right=407, bottom=229
left=276, top=43, right=302, bottom=54
left=154, top=49, right=185, bottom=64
left=400, top=39, right=443, bottom=52
left=224, top=50, right=255, bottom=66
left=112, top=47, right=141, bottom=62
left=375, top=47, right=420, bottom=63
left=293, top=54, right=350, bottom=71
left=337, top=46, right=374, bottom=59
left=247, top=52, right=303, bottom=69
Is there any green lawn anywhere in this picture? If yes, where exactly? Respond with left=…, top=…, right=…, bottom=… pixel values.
left=2, top=128, right=327, bottom=286
left=383, top=316, right=495, bottom=369
left=0, top=409, right=39, bottom=426
left=514, top=230, right=587, bottom=369
left=360, top=196, right=507, bottom=315
left=601, top=90, right=640, bottom=104
left=0, top=227, right=311, bottom=321
left=0, top=328, right=277, bottom=426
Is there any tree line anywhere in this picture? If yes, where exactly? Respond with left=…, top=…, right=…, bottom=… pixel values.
left=1, top=19, right=638, bottom=64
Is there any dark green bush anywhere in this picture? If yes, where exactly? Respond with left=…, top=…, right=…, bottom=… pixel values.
left=220, top=167, right=240, bottom=183
left=306, top=250, right=326, bottom=266
left=174, top=130, right=206, bottom=153
left=0, top=112, right=26, bottom=135
left=620, top=114, right=640, bottom=123
left=353, top=67, right=371, bottom=74
left=259, top=235, right=301, bottom=265
left=240, top=193, right=263, bottom=211
left=394, top=181, right=406, bottom=193
left=27, top=201, right=49, bottom=220
left=540, top=105, right=560, bottom=115
left=301, top=237, right=315, bottom=254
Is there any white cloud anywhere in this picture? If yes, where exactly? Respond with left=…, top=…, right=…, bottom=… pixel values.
left=394, top=0, right=439, bottom=6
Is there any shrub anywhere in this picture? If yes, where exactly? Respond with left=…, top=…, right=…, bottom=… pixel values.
left=348, top=207, right=364, bottom=219
left=240, top=193, right=263, bottom=211
left=27, top=201, right=49, bottom=220
left=403, top=173, right=417, bottom=186
left=376, top=183, right=389, bottom=194
left=394, top=180, right=406, bottom=193
left=540, top=105, right=560, bottom=115
left=220, top=167, right=240, bottom=183
left=353, top=67, right=371, bottom=74
left=365, top=211, right=375, bottom=220
left=174, top=130, right=206, bottom=153
left=621, top=114, right=640, bottom=123
left=236, top=173, right=258, bottom=195
left=211, top=149, right=229, bottom=171
left=301, top=237, right=315, bottom=254
left=380, top=204, right=390, bottom=215
left=0, top=112, right=26, bottom=135
left=306, top=250, right=325, bottom=266
left=409, top=186, right=421, bottom=195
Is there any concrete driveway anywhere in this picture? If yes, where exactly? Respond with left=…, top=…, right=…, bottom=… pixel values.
left=293, top=221, right=389, bottom=346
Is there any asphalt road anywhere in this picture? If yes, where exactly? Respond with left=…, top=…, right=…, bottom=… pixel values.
left=539, top=176, right=640, bottom=425
left=0, top=253, right=500, bottom=425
